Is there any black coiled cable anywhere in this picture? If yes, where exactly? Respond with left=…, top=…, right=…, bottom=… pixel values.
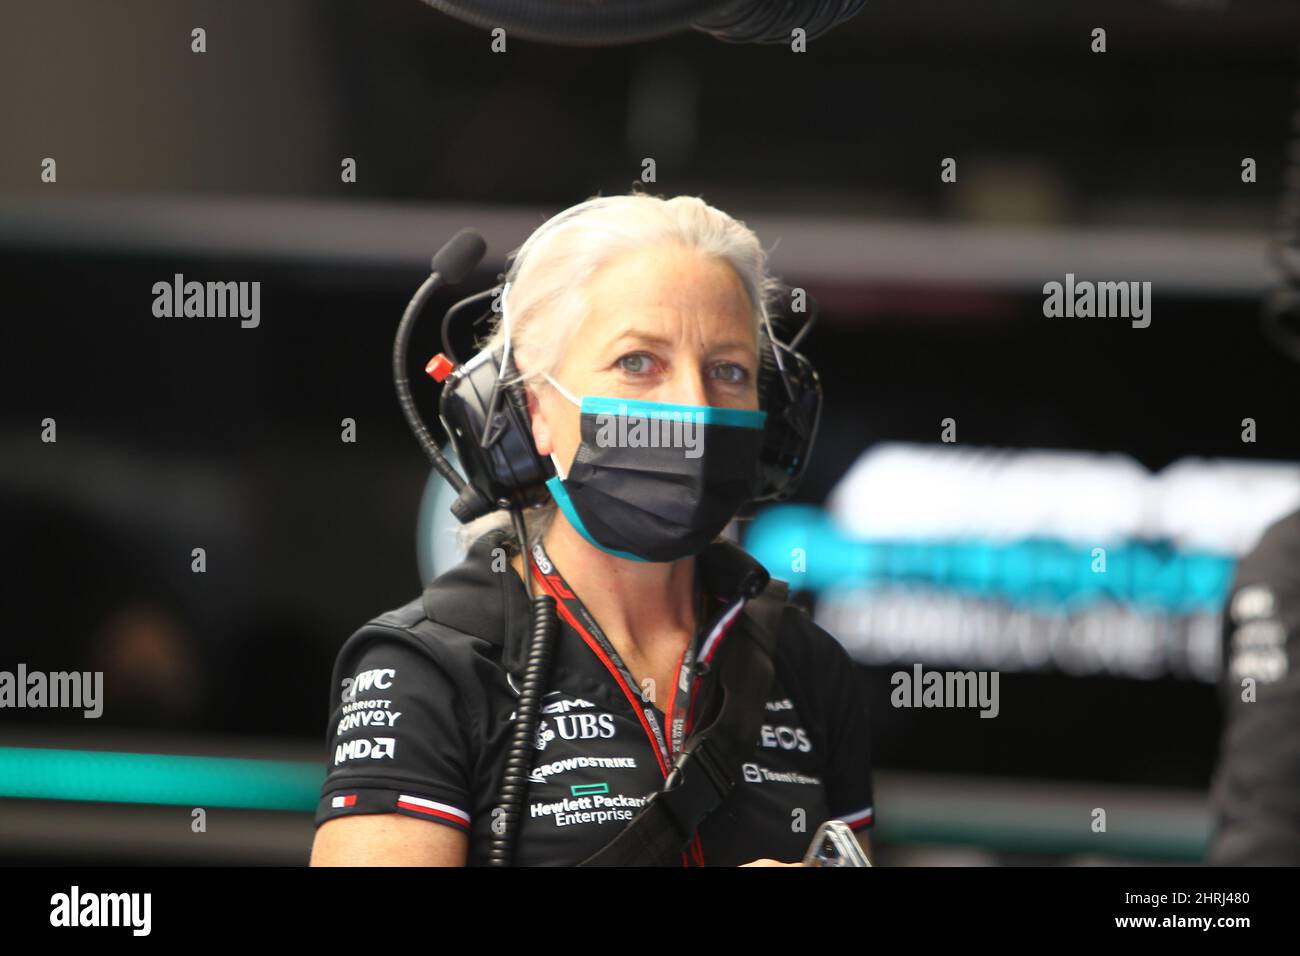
left=418, top=0, right=865, bottom=46
left=486, top=507, right=560, bottom=865
left=695, top=0, right=867, bottom=44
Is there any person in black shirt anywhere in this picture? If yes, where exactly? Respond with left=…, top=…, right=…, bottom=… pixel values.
left=309, top=193, right=875, bottom=866
left=1208, top=507, right=1300, bottom=864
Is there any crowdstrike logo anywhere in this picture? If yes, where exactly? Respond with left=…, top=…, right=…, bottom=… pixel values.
left=528, top=755, right=638, bottom=784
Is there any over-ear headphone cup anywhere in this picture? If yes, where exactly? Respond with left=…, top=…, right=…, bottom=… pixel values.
left=438, top=344, right=556, bottom=509
left=504, top=378, right=556, bottom=485
left=753, top=340, right=821, bottom=503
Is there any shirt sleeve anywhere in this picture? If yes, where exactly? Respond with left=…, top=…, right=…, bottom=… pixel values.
left=799, top=608, right=875, bottom=831
left=314, top=624, right=477, bottom=835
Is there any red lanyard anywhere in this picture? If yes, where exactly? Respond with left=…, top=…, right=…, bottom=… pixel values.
left=526, top=541, right=750, bottom=865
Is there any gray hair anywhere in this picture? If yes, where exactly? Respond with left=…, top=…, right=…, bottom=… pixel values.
left=454, top=189, right=783, bottom=554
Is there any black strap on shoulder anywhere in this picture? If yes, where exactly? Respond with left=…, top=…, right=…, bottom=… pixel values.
left=575, top=578, right=789, bottom=866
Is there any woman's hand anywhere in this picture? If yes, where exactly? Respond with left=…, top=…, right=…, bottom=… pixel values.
left=738, top=858, right=804, bottom=866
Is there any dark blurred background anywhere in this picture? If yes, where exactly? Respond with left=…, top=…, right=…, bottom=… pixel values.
left=1, top=0, right=1298, bottom=865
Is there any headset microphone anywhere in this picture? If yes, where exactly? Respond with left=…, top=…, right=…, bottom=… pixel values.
left=392, top=228, right=494, bottom=523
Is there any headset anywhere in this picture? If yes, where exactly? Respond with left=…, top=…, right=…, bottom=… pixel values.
left=396, top=207, right=822, bottom=865
left=431, top=211, right=824, bottom=526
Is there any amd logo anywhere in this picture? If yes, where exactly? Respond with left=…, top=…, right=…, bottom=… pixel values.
left=334, top=736, right=396, bottom=765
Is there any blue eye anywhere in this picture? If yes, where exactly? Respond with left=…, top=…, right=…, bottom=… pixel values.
left=712, top=363, right=749, bottom=384
left=618, top=353, right=654, bottom=374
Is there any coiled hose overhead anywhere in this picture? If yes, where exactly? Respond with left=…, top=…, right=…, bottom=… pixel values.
left=1262, top=46, right=1300, bottom=362
left=418, top=0, right=866, bottom=46
left=695, top=0, right=867, bottom=44
left=1274, top=63, right=1300, bottom=286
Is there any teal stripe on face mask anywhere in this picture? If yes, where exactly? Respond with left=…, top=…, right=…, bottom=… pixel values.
left=579, top=396, right=767, bottom=429
left=545, top=475, right=651, bottom=562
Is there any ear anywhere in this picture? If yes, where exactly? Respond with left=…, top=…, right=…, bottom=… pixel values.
left=523, top=378, right=553, bottom=457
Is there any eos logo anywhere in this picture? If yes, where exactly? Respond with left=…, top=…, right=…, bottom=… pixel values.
left=759, top=724, right=812, bottom=752
left=556, top=713, right=616, bottom=740
left=340, top=668, right=395, bottom=702
left=333, top=736, right=396, bottom=765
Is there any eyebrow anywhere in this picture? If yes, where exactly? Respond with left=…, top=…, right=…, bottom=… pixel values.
left=607, top=329, right=756, bottom=354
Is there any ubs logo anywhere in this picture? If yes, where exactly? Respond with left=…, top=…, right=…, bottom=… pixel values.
left=555, top=713, right=616, bottom=740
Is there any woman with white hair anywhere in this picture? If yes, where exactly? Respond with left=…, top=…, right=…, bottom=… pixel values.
left=310, top=190, right=875, bottom=866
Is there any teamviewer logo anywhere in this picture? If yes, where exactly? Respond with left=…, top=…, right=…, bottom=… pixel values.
left=742, top=762, right=762, bottom=783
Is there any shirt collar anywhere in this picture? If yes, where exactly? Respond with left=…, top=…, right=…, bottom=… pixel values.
left=696, top=535, right=772, bottom=605
left=420, top=528, right=531, bottom=673
left=421, top=527, right=771, bottom=676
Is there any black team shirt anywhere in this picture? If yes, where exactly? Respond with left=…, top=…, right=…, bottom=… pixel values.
left=314, top=528, right=875, bottom=866
left=1209, top=508, right=1300, bottom=864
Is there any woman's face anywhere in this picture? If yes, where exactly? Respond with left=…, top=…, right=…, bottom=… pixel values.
left=528, top=242, right=761, bottom=469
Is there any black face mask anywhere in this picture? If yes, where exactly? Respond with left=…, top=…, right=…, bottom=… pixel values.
left=542, top=374, right=767, bottom=563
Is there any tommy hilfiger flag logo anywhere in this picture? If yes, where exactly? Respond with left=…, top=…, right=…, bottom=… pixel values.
left=396, top=794, right=471, bottom=828
left=838, top=805, right=874, bottom=829
left=331, top=794, right=358, bottom=809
